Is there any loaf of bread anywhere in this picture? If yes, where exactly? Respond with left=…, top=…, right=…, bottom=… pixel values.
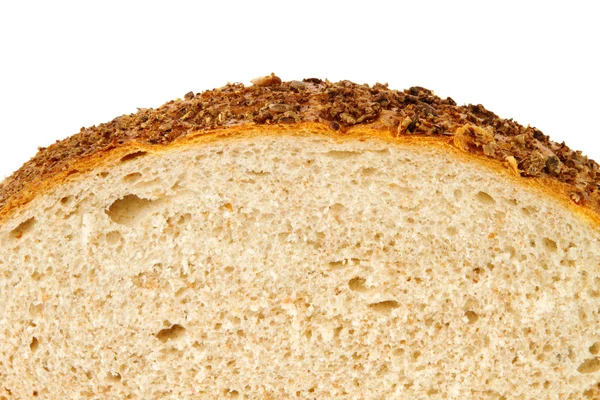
left=1, top=74, right=600, bottom=399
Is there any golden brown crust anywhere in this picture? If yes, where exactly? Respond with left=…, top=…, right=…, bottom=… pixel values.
left=1, top=74, right=599, bottom=224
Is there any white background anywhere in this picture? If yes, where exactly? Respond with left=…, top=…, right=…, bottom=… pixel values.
left=0, top=1, right=598, bottom=180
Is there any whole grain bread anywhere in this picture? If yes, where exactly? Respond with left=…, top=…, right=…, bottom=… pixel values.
left=1, top=75, right=600, bottom=399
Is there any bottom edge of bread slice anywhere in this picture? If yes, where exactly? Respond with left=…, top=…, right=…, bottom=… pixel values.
left=1, top=130, right=600, bottom=399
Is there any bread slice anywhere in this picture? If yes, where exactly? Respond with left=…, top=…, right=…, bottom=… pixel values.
left=1, top=75, right=599, bottom=399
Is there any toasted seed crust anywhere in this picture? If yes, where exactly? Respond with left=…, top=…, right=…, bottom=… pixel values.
left=1, top=74, right=599, bottom=223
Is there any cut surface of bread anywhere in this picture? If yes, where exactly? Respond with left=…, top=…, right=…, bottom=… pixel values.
left=1, top=77, right=600, bottom=399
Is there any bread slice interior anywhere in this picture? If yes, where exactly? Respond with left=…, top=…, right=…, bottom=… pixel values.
left=1, top=132, right=600, bottom=399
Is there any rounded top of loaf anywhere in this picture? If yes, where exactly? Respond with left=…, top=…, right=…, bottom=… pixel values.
left=1, top=73, right=599, bottom=222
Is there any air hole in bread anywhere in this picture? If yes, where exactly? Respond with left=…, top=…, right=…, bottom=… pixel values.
left=170, top=181, right=188, bottom=192
left=327, top=203, right=345, bottom=217
left=9, top=217, right=36, bottom=239
left=446, top=226, right=457, bottom=236
left=465, top=311, right=479, bottom=324
left=368, top=300, right=400, bottom=315
left=506, top=245, right=516, bottom=259
left=132, top=271, right=160, bottom=289
left=155, top=324, right=186, bottom=343
left=326, top=261, right=344, bottom=270
left=359, top=167, right=377, bottom=176
left=30, top=270, right=42, bottom=281
left=470, top=268, right=484, bottom=282
left=580, top=308, right=590, bottom=322
left=174, top=287, right=188, bottom=298
left=560, top=257, right=576, bottom=267
left=220, top=203, right=234, bottom=212
left=583, top=383, right=600, bottom=399
left=578, top=357, right=600, bottom=374
left=542, top=237, right=558, bottom=252
left=106, top=195, right=156, bottom=225
left=520, top=206, right=537, bottom=216
left=223, top=389, right=239, bottom=397
left=134, top=177, right=161, bottom=189
left=323, top=150, right=362, bottom=159
left=107, top=372, right=121, bottom=382
left=212, top=225, right=224, bottom=237
left=105, top=231, right=123, bottom=246
left=123, top=172, right=142, bottom=183
left=30, top=303, right=43, bottom=317
left=192, top=341, right=204, bottom=350
left=59, top=196, right=73, bottom=205
left=328, top=258, right=359, bottom=270
left=542, top=344, right=554, bottom=353
left=393, top=348, right=406, bottom=358
left=120, top=151, right=148, bottom=162
left=30, top=337, right=39, bottom=352
left=543, top=381, right=551, bottom=390
left=590, top=342, right=600, bottom=355
left=475, top=191, right=496, bottom=205
left=246, top=170, right=271, bottom=176
left=333, top=326, right=343, bottom=341
left=176, top=213, right=192, bottom=225
left=348, top=277, right=368, bottom=292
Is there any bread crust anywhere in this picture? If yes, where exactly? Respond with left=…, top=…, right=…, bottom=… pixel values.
left=1, top=74, right=599, bottom=226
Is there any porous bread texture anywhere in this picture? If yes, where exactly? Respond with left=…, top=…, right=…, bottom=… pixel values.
left=1, top=133, right=600, bottom=399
